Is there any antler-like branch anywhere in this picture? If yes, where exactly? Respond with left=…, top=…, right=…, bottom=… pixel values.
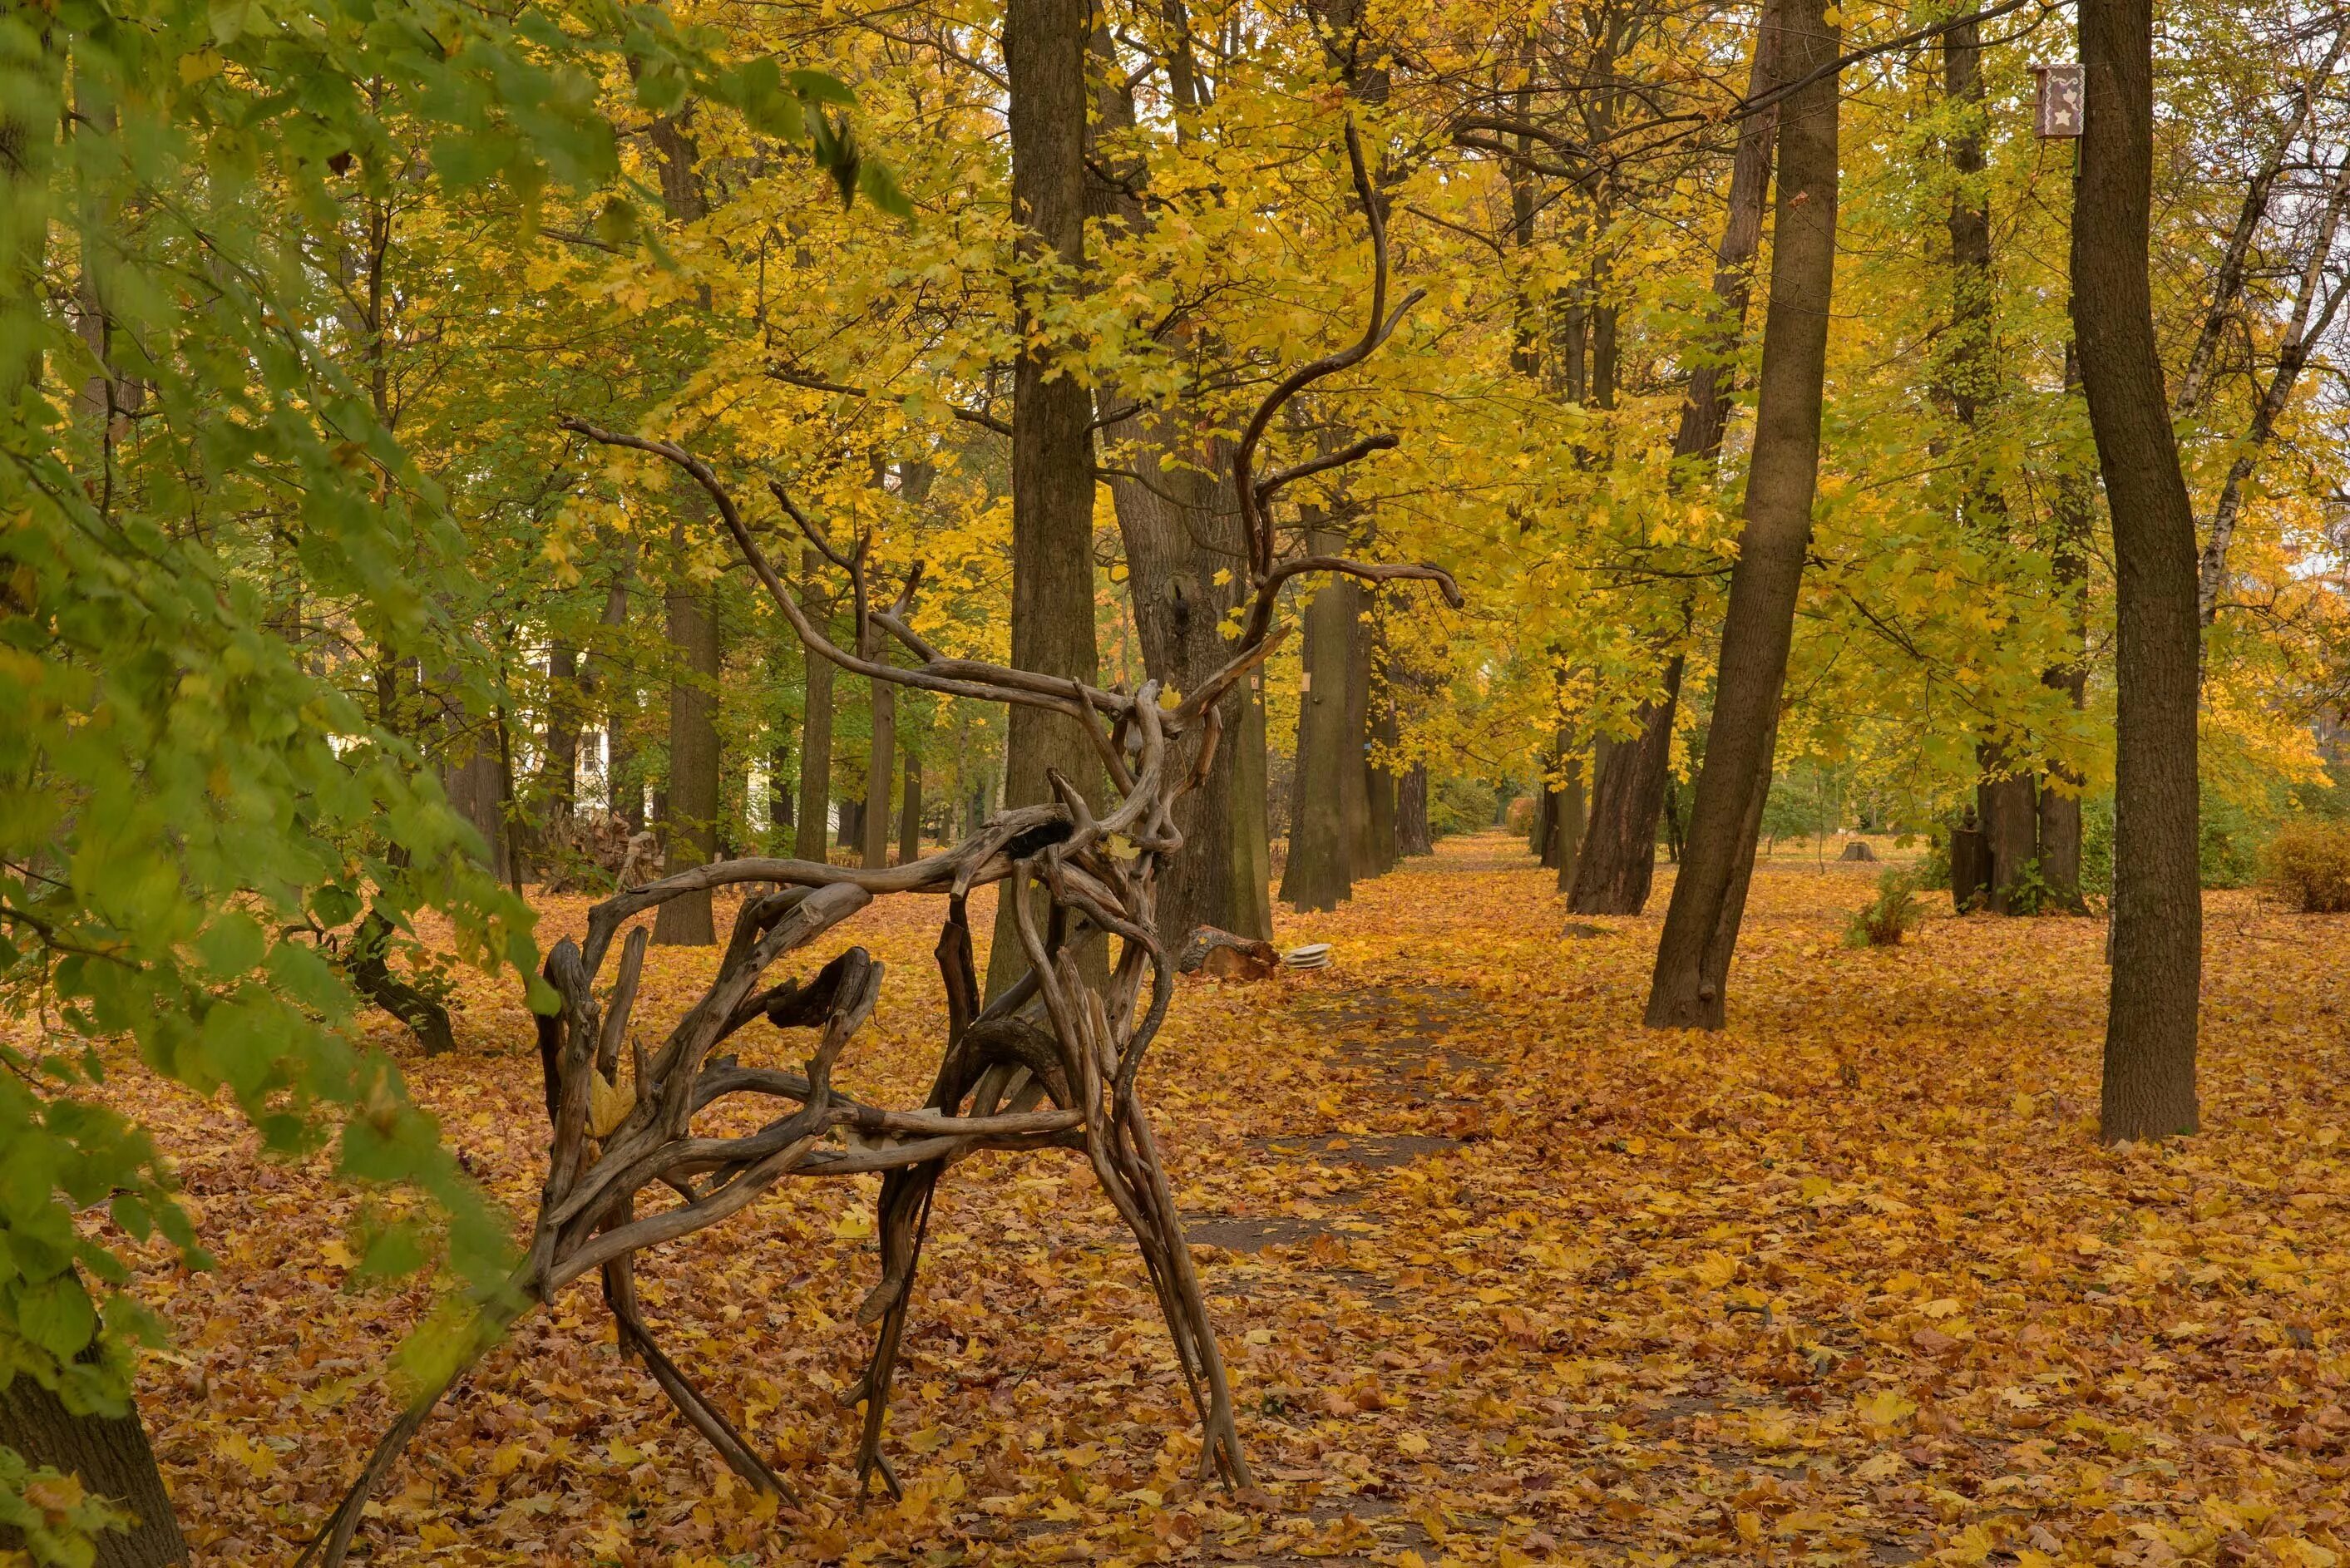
left=1229, top=120, right=1424, bottom=580
left=1168, top=119, right=1463, bottom=733
left=560, top=115, right=1463, bottom=782
left=558, top=417, right=1119, bottom=727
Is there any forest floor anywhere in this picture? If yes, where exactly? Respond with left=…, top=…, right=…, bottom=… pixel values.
left=103, top=833, right=2350, bottom=1566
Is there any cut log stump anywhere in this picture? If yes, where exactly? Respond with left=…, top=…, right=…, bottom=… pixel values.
left=1177, top=927, right=1281, bottom=981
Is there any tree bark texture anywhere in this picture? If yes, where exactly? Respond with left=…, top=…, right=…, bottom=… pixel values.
left=0, top=1373, right=188, bottom=1566
left=898, top=742, right=923, bottom=866
left=1228, top=679, right=1276, bottom=938
left=1398, top=762, right=1434, bottom=856
left=439, top=692, right=512, bottom=888
left=2074, top=0, right=2200, bottom=1140
left=1367, top=698, right=1399, bottom=875
left=1339, top=579, right=1372, bottom=878
left=1977, top=752, right=2039, bottom=913
left=641, top=95, right=717, bottom=939
left=1281, top=534, right=1355, bottom=912
left=1944, top=15, right=2043, bottom=915
left=793, top=548, right=836, bottom=864
left=536, top=643, right=581, bottom=867
left=767, top=634, right=794, bottom=836
left=988, top=0, right=1106, bottom=999
left=653, top=541, right=719, bottom=945
left=1570, top=655, right=1682, bottom=914
left=1553, top=748, right=1587, bottom=894
left=1645, top=0, right=1838, bottom=1030
left=862, top=668, right=896, bottom=871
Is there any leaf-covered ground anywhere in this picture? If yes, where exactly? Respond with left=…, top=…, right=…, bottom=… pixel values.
left=102, top=835, right=2350, bottom=1566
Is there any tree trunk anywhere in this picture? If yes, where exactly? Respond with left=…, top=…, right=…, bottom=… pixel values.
left=640, top=96, right=717, bottom=942
left=1704, top=710, right=1780, bottom=996
left=0, top=1373, right=188, bottom=1566
left=536, top=643, right=581, bottom=867
left=1569, top=654, right=1681, bottom=914
left=1978, top=752, right=2039, bottom=913
left=1340, top=579, right=1372, bottom=877
left=988, top=0, right=1105, bottom=999
left=610, top=716, right=641, bottom=830
left=1088, top=25, right=1254, bottom=946
left=1228, top=677, right=1275, bottom=939
left=766, top=634, right=794, bottom=836
left=1367, top=696, right=1399, bottom=875
left=1572, top=0, right=1780, bottom=912
left=653, top=525, right=719, bottom=945
left=1943, top=12, right=1995, bottom=434
left=862, top=669, right=895, bottom=871
left=1645, top=0, right=1838, bottom=1029
left=2036, top=757, right=2086, bottom=908
left=439, top=705, right=511, bottom=887
left=794, top=549, right=836, bottom=864
left=1554, top=747, right=1586, bottom=894
left=1281, top=530, right=1355, bottom=912
left=2075, top=0, right=2199, bottom=1141
left=577, top=564, right=633, bottom=829
left=1398, top=762, right=1433, bottom=856
left=2038, top=345, right=2093, bottom=909
left=1099, top=422, right=1247, bottom=940
left=898, top=742, right=923, bottom=866
left=1945, top=12, right=2041, bottom=916
left=1950, top=817, right=1992, bottom=912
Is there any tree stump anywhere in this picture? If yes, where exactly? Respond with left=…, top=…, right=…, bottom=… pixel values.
left=1177, top=926, right=1280, bottom=980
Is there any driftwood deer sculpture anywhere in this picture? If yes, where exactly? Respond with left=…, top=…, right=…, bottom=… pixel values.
left=301, top=122, right=1456, bottom=1566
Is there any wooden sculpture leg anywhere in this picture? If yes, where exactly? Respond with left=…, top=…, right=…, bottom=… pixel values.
left=848, top=1165, right=941, bottom=1499
left=298, top=1294, right=526, bottom=1568
left=1097, top=1096, right=1252, bottom=1488
left=602, top=1249, right=795, bottom=1501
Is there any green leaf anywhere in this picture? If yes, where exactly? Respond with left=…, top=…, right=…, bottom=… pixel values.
left=310, top=884, right=361, bottom=928
left=207, top=0, right=257, bottom=43
left=634, top=62, right=688, bottom=113
left=858, top=160, right=911, bottom=220
left=787, top=68, right=857, bottom=106
left=15, top=1275, right=97, bottom=1363
left=353, top=1220, right=427, bottom=1282
left=196, top=911, right=266, bottom=978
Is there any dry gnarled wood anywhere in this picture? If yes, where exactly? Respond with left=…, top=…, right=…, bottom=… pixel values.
left=304, top=120, right=1459, bottom=1566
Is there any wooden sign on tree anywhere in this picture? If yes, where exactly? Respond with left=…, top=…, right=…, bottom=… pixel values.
left=2035, top=63, right=2086, bottom=137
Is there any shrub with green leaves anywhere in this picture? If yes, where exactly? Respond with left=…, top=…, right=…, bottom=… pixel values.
left=1845, top=868, right=1925, bottom=948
